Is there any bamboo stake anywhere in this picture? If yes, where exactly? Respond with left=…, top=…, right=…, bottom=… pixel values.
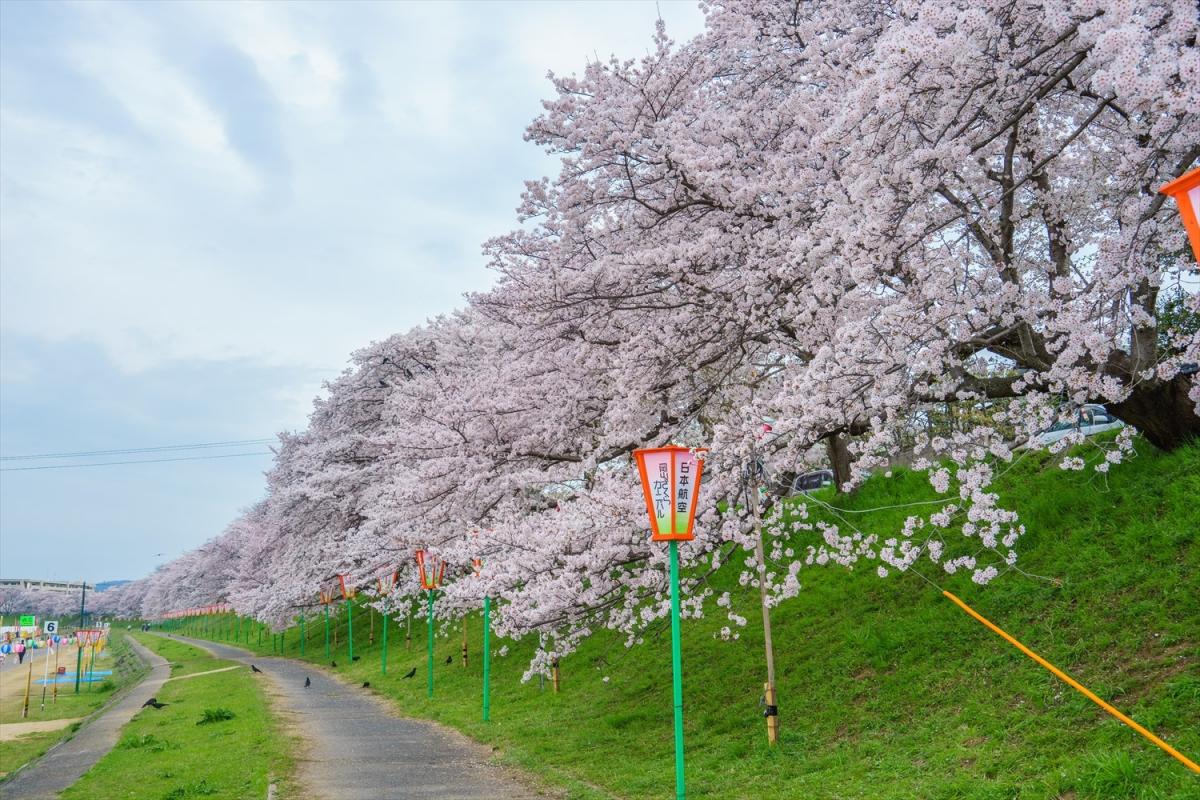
left=749, top=483, right=779, bottom=745
left=22, top=653, right=34, bottom=718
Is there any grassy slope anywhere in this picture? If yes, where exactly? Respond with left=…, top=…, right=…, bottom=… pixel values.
left=206, top=440, right=1198, bottom=800
left=59, top=634, right=295, bottom=800
left=0, top=630, right=147, bottom=780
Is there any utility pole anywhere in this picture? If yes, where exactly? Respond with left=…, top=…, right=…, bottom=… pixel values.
left=74, top=580, right=86, bottom=694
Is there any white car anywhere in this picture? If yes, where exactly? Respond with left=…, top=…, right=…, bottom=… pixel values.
left=1030, top=404, right=1124, bottom=447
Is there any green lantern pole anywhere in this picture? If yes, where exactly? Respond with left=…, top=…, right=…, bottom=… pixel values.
left=324, top=606, right=331, bottom=658
left=346, top=601, right=354, bottom=662
left=668, top=540, right=686, bottom=800
left=482, top=595, right=492, bottom=721
left=299, top=616, right=305, bottom=655
left=426, top=589, right=435, bottom=698
left=381, top=612, right=388, bottom=675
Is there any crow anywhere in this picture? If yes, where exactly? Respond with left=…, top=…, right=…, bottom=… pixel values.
left=351, top=656, right=361, bottom=662
left=331, top=661, right=337, bottom=668
left=304, top=677, right=311, bottom=688
left=361, top=681, right=370, bottom=688
left=444, top=655, right=453, bottom=665
left=251, top=664, right=263, bottom=674
left=142, top=698, right=168, bottom=709
left=402, top=667, right=416, bottom=679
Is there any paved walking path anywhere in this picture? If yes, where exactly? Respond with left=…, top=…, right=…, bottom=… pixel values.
left=3, top=636, right=170, bottom=799
left=161, top=634, right=542, bottom=800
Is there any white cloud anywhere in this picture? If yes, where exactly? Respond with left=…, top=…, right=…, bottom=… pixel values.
left=0, top=1, right=706, bottom=376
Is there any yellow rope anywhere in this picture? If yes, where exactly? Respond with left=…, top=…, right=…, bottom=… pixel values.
left=942, top=590, right=1198, bottom=774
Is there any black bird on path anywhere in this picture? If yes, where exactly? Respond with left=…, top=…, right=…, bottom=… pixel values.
left=251, top=664, right=263, bottom=673
left=331, top=661, right=337, bottom=668
left=142, top=698, right=168, bottom=709
left=304, top=677, right=311, bottom=688
left=362, top=681, right=370, bottom=688
left=444, top=655, right=453, bottom=665
left=402, top=668, right=416, bottom=679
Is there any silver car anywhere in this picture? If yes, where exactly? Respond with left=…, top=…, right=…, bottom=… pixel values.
left=1031, top=404, right=1124, bottom=447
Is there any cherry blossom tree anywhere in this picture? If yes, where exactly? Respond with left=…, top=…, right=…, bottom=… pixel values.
left=129, top=0, right=1197, bottom=670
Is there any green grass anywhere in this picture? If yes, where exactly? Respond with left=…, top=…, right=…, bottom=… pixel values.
left=1, top=630, right=147, bottom=780
left=178, top=439, right=1200, bottom=799
left=58, top=634, right=295, bottom=800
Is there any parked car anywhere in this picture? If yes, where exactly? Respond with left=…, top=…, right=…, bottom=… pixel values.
left=1029, top=404, right=1124, bottom=447
left=790, top=469, right=834, bottom=495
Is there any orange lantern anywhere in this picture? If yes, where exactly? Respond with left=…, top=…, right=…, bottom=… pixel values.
left=632, top=445, right=709, bottom=541
left=1160, top=167, right=1200, bottom=263
left=337, top=574, right=358, bottom=601
left=377, top=567, right=401, bottom=595
left=415, top=549, right=445, bottom=590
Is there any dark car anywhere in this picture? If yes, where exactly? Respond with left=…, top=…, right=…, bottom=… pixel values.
left=790, top=469, right=834, bottom=494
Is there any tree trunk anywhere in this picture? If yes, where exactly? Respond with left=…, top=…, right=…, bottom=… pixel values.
left=825, top=433, right=852, bottom=493
left=1107, top=372, right=1199, bottom=452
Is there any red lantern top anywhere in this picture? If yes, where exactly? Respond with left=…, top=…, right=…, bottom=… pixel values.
left=633, top=445, right=708, bottom=541
left=337, top=574, right=357, bottom=601
left=471, top=557, right=483, bottom=576
left=1160, top=167, right=1200, bottom=263
left=415, top=549, right=445, bottom=590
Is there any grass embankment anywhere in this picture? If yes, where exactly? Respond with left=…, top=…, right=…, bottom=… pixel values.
left=188, top=440, right=1199, bottom=799
left=60, top=633, right=294, bottom=800
left=1, top=630, right=146, bottom=780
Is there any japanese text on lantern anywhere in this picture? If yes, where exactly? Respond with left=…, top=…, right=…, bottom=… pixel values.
left=653, top=461, right=670, bottom=523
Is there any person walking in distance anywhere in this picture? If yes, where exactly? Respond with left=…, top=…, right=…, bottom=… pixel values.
left=15, top=639, right=27, bottom=664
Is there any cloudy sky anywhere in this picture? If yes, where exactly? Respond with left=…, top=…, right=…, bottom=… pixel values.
left=0, top=1, right=706, bottom=584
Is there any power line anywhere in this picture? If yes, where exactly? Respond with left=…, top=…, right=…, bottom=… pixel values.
left=0, top=438, right=275, bottom=462
left=0, top=451, right=275, bottom=472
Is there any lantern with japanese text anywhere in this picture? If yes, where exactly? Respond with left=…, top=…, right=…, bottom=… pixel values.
left=415, top=549, right=446, bottom=590
left=374, top=566, right=400, bottom=674
left=377, top=567, right=401, bottom=595
left=633, top=445, right=708, bottom=540
left=1160, top=167, right=1200, bottom=263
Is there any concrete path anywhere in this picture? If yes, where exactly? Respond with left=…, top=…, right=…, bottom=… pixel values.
left=162, top=634, right=542, bottom=800
left=3, top=636, right=170, bottom=799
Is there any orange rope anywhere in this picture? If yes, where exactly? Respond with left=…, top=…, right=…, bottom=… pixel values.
left=943, top=590, right=1199, bottom=774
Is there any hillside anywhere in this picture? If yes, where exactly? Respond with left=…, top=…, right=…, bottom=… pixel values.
left=214, top=440, right=1198, bottom=799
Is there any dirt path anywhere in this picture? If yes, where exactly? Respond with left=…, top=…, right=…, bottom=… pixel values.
left=161, top=634, right=544, bottom=800
left=2, top=636, right=170, bottom=799
left=0, top=717, right=82, bottom=740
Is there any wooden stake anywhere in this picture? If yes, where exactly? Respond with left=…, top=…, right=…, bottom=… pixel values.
left=406, top=613, right=412, bottom=650
left=22, top=653, right=34, bottom=718
left=750, top=481, right=780, bottom=745
left=462, top=617, right=468, bottom=668
left=552, top=659, right=560, bottom=693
